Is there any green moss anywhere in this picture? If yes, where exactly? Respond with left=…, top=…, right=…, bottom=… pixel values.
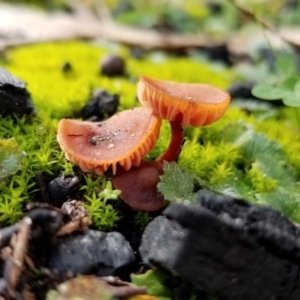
left=1, top=40, right=300, bottom=225
left=159, top=107, right=300, bottom=222
left=4, top=41, right=234, bottom=119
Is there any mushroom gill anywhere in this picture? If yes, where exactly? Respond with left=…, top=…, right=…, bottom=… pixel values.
left=57, top=107, right=162, bottom=175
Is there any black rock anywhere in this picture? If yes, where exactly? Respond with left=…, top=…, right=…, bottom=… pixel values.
left=100, top=54, right=126, bottom=77
left=206, top=1, right=223, bottom=14
left=46, top=230, right=135, bottom=277
left=228, top=82, right=257, bottom=100
left=81, top=89, right=119, bottom=121
left=200, top=44, right=232, bottom=66
left=140, top=190, right=300, bottom=300
left=27, top=208, right=65, bottom=236
left=228, top=82, right=283, bottom=107
left=61, top=61, right=73, bottom=74
left=0, top=68, right=35, bottom=118
left=48, top=174, right=81, bottom=207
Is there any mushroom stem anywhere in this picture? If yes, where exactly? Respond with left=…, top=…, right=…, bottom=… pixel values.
left=158, top=113, right=184, bottom=162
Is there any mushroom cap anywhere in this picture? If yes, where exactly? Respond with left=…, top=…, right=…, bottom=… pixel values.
left=137, top=75, right=230, bottom=127
left=113, top=160, right=168, bottom=211
left=57, top=107, right=162, bottom=175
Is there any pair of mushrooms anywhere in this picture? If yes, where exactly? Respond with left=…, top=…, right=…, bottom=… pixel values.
left=57, top=76, right=230, bottom=211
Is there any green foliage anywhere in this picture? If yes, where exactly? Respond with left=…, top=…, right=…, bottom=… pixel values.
left=256, top=187, right=300, bottom=222
left=133, top=211, right=153, bottom=231
left=252, top=51, right=300, bottom=130
left=158, top=113, right=300, bottom=222
left=158, top=162, right=198, bottom=203
left=0, top=138, right=26, bottom=179
left=83, top=179, right=121, bottom=230
left=112, top=0, right=209, bottom=34
left=131, top=269, right=172, bottom=300
left=252, top=77, right=300, bottom=107
left=0, top=116, right=73, bottom=224
left=131, top=269, right=206, bottom=300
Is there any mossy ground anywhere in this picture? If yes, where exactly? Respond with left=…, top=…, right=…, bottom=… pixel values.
left=0, top=41, right=300, bottom=228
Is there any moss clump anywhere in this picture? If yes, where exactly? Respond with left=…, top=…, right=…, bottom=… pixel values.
left=1, top=40, right=300, bottom=225
left=4, top=41, right=234, bottom=119
left=159, top=107, right=300, bottom=222
left=0, top=41, right=234, bottom=225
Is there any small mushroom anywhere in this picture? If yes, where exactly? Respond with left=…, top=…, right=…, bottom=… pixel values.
left=57, top=107, right=161, bottom=175
left=137, top=75, right=231, bottom=161
left=113, top=160, right=167, bottom=211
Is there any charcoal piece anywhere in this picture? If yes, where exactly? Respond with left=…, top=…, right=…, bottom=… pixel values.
left=0, top=68, right=35, bottom=117
left=46, top=230, right=135, bottom=277
left=228, top=82, right=257, bottom=100
left=100, top=54, right=126, bottom=77
left=27, top=208, right=65, bottom=235
left=200, top=44, right=232, bottom=66
left=140, top=190, right=300, bottom=300
left=81, top=89, right=119, bottom=121
left=48, top=174, right=80, bottom=207
left=61, top=61, right=73, bottom=74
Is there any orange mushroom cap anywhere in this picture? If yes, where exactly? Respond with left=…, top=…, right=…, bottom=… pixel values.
left=57, top=107, right=161, bottom=175
left=137, top=75, right=230, bottom=127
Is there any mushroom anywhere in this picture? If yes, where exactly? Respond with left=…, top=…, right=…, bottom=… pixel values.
left=112, top=160, right=167, bottom=211
left=57, top=107, right=161, bottom=175
left=137, top=75, right=231, bottom=161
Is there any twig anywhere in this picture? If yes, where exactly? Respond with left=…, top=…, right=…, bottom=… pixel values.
left=0, top=3, right=221, bottom=52
left=5, top=217, right=32, bottom=299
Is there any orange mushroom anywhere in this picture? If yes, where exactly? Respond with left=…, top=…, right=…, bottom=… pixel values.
left=112, top=160, right=167, bottom=211
left=57, top=107, right=161, bottom=175
left=137, top=76, right=231, bottom=162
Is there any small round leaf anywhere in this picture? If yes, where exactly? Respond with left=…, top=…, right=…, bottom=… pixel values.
left=252, top=84, right=288, bottom=100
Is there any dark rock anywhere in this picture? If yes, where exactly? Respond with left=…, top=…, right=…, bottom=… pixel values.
left=46, top=230, right=135, bottom=278
left=61, top=61, right=73, bottom=74
left=0, top=68, right=35, bottom=118
left=48, top=174, right=81, bottom=207
left=100, top=54, right=126, bottom=77
left=228, top=82, right=257, bottom=100
left=206, top=1, right=223, bottom=14
left=27, top=208, right=65, bottom=236
left=81, top=89, right=119, bottom=121
left=140, top=189, right=300, bottom=300
left=200, top=44, right=232, bottom=66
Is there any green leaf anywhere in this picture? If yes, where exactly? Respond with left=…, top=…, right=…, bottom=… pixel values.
left=283, top=94, right=300, bottom=107
left=279, top=76, right=298, bottom=90
left=0, top=138, right=26, bottom=179
left=276, top=54, right=297, bottom=76
left=256, top=187, right=300, bottom=223
left=251, top=84, right=288, bottom=100
left=213, top=171, right=255, bottom=201
left=158, top=162, right=198, bottom=203
left=131, top=269, right=172, bottom=300
left=294, top=79, right=300, bottom=98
